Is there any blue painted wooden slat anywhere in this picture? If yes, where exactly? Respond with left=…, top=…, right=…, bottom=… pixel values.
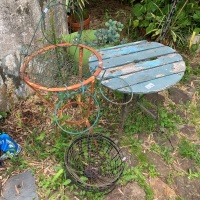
left=89, top=46, right=176, bottom=70
left=89, top=40, right=148, bottom=60
left=96, top=40, right=148, bottom=52
left=95, top=53, right=183, bottom=80
left=89, top=41, right=164, bottom=62
left=117, top=72, right=185, bottom=94
left=89, top=41, right=186, bottom=95
left=101, top=61, right=185, bottom=90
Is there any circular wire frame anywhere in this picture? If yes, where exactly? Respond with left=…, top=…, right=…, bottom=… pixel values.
left=64, top=134, right=125, bottom=191
left=99, top=72, right=134, bottom=105
left=20, top=43, right=103, bottom=92
left=55, top=91, right=100, bottom=135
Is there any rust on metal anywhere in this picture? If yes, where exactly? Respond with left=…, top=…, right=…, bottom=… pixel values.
left=20, top=43, right=103, bottom=92
left=20, top=43, right=103, bottom=131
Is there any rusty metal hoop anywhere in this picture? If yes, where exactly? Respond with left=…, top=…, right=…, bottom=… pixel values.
left=20, top=43, right=103, bottom=131
left=20, top=43, right=102, bottom=94
left=55, top=91, right=100, bottom=134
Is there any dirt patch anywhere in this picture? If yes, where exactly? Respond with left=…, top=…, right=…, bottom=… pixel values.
left=175, top=157, right=197, bottom=172
left=153, top=132, right=179, bottom=148
left=104, top=182, right=146, bottom=200
left=180, top=125, right=196, bottom=138
left=144, top=93, right=166, bottom=105
left=174, top=176, right=200, bottom=200
left=149, top=177, right=177, bottom=200
left=146, top=151, right=171, bottom=179
left=88, top=0, right=131, bottom=30
left=168, top=87, right=192, bottom=104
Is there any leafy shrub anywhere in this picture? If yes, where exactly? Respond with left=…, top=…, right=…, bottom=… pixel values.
left=130, top=0, right=200, bottom=47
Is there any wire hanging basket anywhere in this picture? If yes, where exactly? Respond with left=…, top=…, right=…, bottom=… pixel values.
left=64, top=134, right=126, bottom=191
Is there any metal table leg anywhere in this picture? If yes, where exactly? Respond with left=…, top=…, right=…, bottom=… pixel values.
left=119, top=94, right=130, bottom=138
left=136, top=93, right=160, bottom=132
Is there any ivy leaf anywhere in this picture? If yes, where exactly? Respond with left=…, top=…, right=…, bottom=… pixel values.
left=132, top=4, right=144, bottom=17
left=147, top=2, right=158, bottom=12
left=193, top=11, right=200, bottom=20
left=133, top=20, right=139, bottom=28
left=146, top=23, right=155, bottom=35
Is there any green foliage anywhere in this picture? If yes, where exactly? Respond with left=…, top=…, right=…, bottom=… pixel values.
left=181, top=61, right=200, bottom=83
left=0, top=112, right=7, bottom=121
left=124, top=98, right=182, bottom=135
left=181, top=60, right=193, bottom=82
left=121, top=165, right=154, bottom=199
left=188, top=169, right=200, bottom=179
left=39, top=167, right=68, bottom=189
left=124, top=106, right=157, bottom=135
left=130, top=0, right=200, bottom=48
left=178, top=138, right=200, bottom=164
left=150, top=143, right=174, bottom=165
left=24, top=129, right=52, bottom=160
left=6, top=155, right=29, bottom=176
left=66, top=0, right=89, bottom=12
left=175, top=198, right=185, bottom=200
left=159, top=106, right=183, bottom=133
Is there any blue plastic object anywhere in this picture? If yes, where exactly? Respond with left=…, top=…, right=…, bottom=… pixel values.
left=0, top=133, right=22, bottom=161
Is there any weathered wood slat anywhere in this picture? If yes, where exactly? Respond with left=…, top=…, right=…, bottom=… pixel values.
left=117, top=72, right=185, bottom=94
left=98, top=40, right=148, bottom=52
left=96, top=53, right=183, bottom=79
left=99, top=72, right=184, bottom=94
left=90, top=40, right=147, bottom=61
left=89, top=46, right=176, bottom=70
left=101, top=61, right=185, bottom=89
left=89, top=41, right=163, bottom=62
left=89, top=41, right=186, bottom=95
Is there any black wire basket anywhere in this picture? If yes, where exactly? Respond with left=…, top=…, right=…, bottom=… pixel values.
left=64, top=134, right=125, bottom=191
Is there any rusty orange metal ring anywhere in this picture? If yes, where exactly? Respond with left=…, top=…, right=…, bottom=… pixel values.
left=61, top=101, right=90, bottom=125
left=20, top=43, right=103, bottom=92
left=55, top=91, right=100, bottom=135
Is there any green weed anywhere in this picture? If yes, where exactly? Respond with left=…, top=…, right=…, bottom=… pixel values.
left=178, top=138, right=200, bottom=164
left=0, top=111, right=7, bottom=121
left=121, top=165, right=154, bottom=200
left=150, top=144, right=175, bottom=165
left=124, top=106, right=157, bottom=135
left=175, top=197, right=185, bottom=200
left=6, top=155, right=29, bottom=176
left=159, top=106, right=183, bottom=134
left=188, top=169, right=200, bottom=179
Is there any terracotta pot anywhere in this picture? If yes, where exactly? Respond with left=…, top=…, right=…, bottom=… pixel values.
left=68, top=15, right=90, bottom=32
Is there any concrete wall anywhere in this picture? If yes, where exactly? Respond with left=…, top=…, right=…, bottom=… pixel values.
left=0, top=0, right=68, bottom=111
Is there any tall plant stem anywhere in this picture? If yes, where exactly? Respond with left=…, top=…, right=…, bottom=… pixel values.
left=170, top=0, right=189, bottom=28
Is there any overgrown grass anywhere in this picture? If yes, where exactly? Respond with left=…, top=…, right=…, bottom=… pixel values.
left=178, top=139, right=200, bottom=165
left=1, top=81, right=199, bottom=199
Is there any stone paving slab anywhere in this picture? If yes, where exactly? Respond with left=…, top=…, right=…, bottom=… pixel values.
left=0, top=170, right=38, bottom=200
